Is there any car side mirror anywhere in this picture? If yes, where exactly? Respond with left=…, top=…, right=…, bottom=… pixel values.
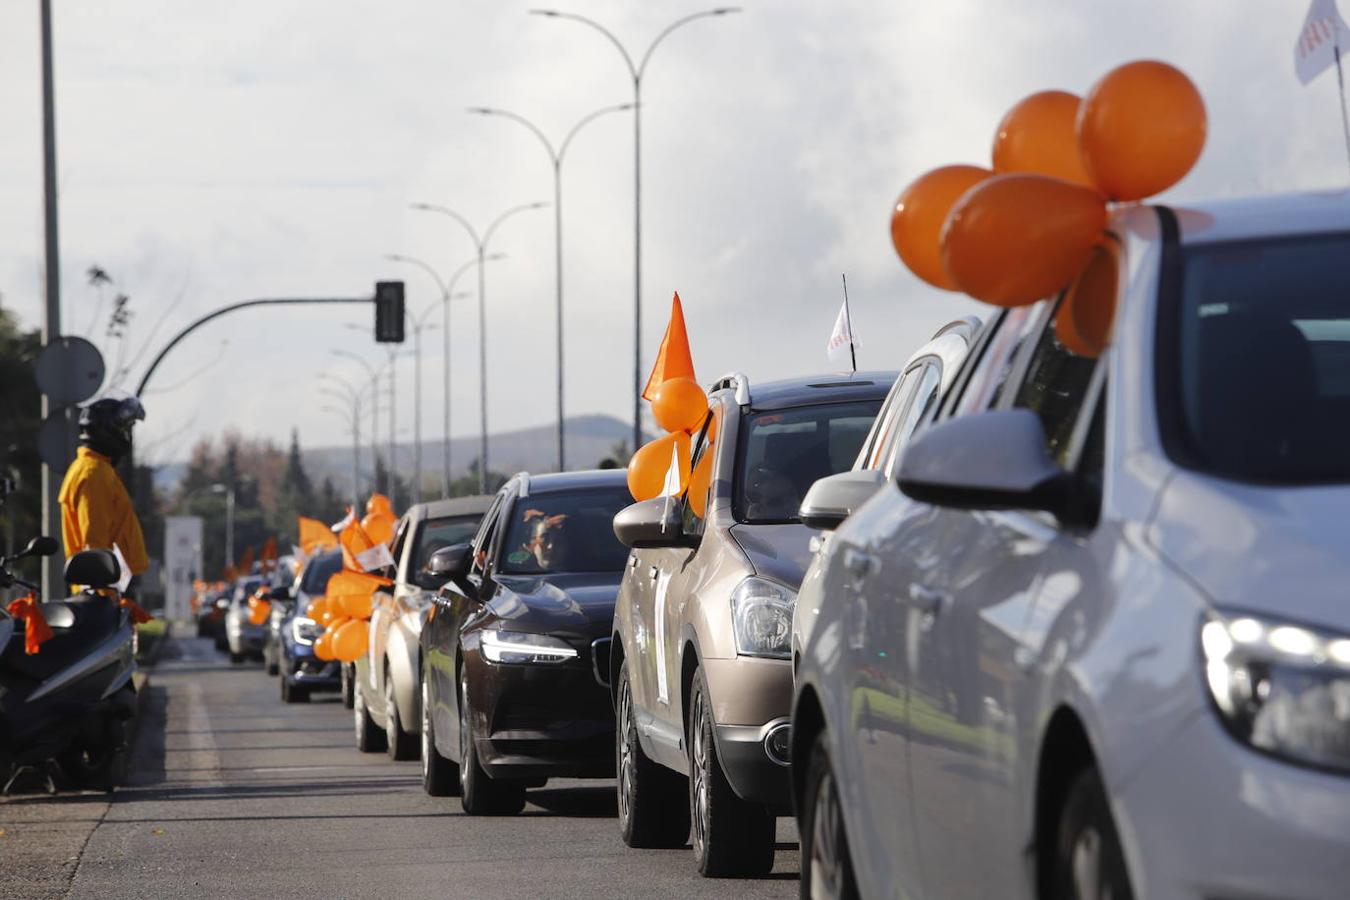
left=799, top=469, right=886, bottom=531
left=897, top=408, right=1083, bottom=524
left=613, top=497, right=692, bottom=550
left=414, top=568, right=443, bottom=591
left=15, top=536, right=59, bottom=560
left=427, top=543, right=471, bottom=585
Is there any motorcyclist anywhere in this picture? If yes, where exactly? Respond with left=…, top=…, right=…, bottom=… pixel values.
left=57, top=394, right=149, bottom=596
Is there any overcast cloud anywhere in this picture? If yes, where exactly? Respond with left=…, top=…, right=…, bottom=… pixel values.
left=1, top=1, right=1346, bottom=468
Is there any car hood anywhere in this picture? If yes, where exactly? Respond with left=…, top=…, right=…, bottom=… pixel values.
left=1151, top=470, right=1350, bottom=630
left=728, top=522, right=816, bottom=591
left=486, top=572, right=622, bottom=636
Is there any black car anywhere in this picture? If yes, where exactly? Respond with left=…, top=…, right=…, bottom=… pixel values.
left=419, top=469, right=632, bottom=815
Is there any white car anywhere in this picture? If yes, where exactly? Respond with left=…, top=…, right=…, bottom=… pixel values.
left=791, top=190, right=1350, bottom=900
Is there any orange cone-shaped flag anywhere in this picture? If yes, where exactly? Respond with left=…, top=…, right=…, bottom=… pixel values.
left=298, top=517, right=339, bottom=554
left=642, top=293, right=697, bottom=401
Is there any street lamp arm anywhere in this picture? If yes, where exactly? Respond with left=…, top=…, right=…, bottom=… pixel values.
left=558, top=103, right=634, bottom=164
left=483, top=201, right=549, bottom=249
left=385, top=254, right=449, bottom=298
left=638, top=7, right=742, bottom=80
left=529, top=9, right=638, bottom=81
left=317, top=371, right=363, bottom=399
left=332, top=349, right=380, bottom=383
left=469, top=107, right=559, bottom=165
left=414, top=300, right=440, bottom=329
left=410, top=203, right=482, bottom=250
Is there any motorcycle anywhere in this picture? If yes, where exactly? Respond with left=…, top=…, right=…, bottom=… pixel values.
left=0, top=539, right=138, bottom=793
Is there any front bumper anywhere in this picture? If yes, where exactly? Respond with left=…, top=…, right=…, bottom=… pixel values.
left=283, top=641, right=340, bottom=687
left=466, top=654, right=615, bottom=780
left=701, top=655, right=793, bottom=814
left=1116, top=711, right=1350, bottom=900
left=715, top=719, right=793, bottom=815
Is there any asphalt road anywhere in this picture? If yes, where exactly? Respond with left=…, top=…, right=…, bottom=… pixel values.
left=0, top=630, right=800, bottom=900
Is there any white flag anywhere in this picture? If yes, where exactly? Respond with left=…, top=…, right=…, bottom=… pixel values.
left=1295, top=0, right=1350, bottom=85
left=826, top=299, right=857, bottom=372
left=660, top=443, right=683, bottom=533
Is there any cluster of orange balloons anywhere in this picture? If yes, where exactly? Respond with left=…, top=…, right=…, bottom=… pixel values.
left=362, top=493, right=397, bottom=545
left=309, top=493, right=398, bottom=664
left=246, top=587, right=272, bottom=626
left=629, top=379, right=705, bottom=503
left=891, top=60, right=1206, bottom=323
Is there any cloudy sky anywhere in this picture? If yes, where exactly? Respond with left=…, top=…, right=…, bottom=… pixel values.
left=1, top=1, right=1347, bottom=471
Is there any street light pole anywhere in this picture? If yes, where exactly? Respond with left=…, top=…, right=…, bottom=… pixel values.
left=409, top=202, right=548, bottom=493
left=39, top=0, right=64, bottom=600
left=320, top=370, right=375, bottom=496
left=468, top=103, right=633, bottom=473
left=207, top=484, right=236, bottom=574
left=529, top=8, right=741, bottom=456
left=386, top=254, right=500, bottom=496
left=320, top=400, right=362, bottom=507
left=333, top=350, right=384, bottom=492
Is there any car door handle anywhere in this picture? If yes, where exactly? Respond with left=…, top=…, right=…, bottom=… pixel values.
left=648, top=565, right=660, bottom=580
left=842, top=548, right=877, bottom=583
left=907, top=583, right=948, bottom=616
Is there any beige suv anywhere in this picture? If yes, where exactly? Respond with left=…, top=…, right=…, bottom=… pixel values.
left=611, top=370, right=892, bottom=877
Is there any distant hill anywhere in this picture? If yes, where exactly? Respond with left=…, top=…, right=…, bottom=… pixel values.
left=153, top=413, right=641, bottom=493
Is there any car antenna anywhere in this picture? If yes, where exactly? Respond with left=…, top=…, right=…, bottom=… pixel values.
left=842, top=273, right=857, bottom=376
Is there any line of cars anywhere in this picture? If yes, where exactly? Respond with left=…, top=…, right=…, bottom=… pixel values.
left=230, top=191, right=1350, bottom=898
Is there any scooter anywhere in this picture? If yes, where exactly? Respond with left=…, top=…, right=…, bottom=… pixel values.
left=0, top=540, right=138, bottom=793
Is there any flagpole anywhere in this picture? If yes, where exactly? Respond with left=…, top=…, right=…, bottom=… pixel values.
left=841, top=274, right=857, bottom=374
left=1335, top=40, right=1350, bottom=177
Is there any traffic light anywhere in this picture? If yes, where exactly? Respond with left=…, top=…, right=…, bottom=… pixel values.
left=374, top=281, right=405, bottom=343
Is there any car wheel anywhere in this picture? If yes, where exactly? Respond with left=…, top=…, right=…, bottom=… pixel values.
left=354, top=679, right=388, bottom=753
left=616, top=659, right=690, bottom=848
left=281, top=675, right=309, bottom=704
left=799, top=731, right=859, bottom=900
left=229, top=651, right=245, bottom=665
left=421, top=671, right=460, bottom=796
left=688, top=667, right=775, bottom=877
left=385, top=662, right=418, bottom=761
left=266, top=660, right=279, bottom=677
left=341, top=663, right=355, bottom=709
left=1053, top=767, right=1134, bottom=900
left=458, top=665, right=525, bottom=815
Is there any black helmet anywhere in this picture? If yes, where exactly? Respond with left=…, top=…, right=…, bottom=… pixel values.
left=78, top=393, right=146, bottom=460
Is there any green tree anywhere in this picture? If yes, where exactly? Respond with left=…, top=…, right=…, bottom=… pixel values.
left=0, top=301, right=42, bottom=582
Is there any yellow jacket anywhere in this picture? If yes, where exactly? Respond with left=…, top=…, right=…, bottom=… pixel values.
left=58, top=447, right=149, bottom=575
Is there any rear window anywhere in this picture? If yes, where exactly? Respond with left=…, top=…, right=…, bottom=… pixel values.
left=1165, top=231, right=1350, bottom=483
left=300, top=550, right=342, bottom=596
left=735, top=400, right=882, bottom=523
left=412, top=515, right=481, bottom=575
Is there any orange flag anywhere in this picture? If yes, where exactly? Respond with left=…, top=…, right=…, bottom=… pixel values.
left=299, top=516, right=339, bottom=554
left=339, top=517, right=395, bottom=574
left=7, top=594, right=53, bottom=655
left=260, top=536, right=278, bottom=573
left=237, top=545, right=255, bottom=575
left=642, top=292, right=697, bottom=401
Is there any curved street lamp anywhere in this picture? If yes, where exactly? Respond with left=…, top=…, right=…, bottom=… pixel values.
left=409, top=201, right=549, bottom=492
left=467, top=103, right=633, bottom=472
left=529, top=7, right=741, bottom=453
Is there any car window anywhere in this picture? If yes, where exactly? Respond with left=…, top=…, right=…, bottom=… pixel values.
left=470, top=494, right=505, bottom=576
left=498, top=489, right=633, bottom=575
left=299, top=550, right=342, bottom=596
left=881, top=361, right=943, bottom=478
left=735, top=399, right=882, bottom=523
left=953, top=304, right=1042, bottom=417
left=413, top=515, right=482, bottom=575
left=860, top=367, right=922, bottom=471
left=1013, top=301, right=1102, bottom=465
left=681, top=404, right=722, bottom=535
left=386, top=517, right=411, bottom=581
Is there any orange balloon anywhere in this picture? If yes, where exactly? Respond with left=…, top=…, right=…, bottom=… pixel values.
left=362, top=512, right=395, bottom=545
left=1054, top=244, right=1119, bottom=358
left=366, top=493, right=394, bottom=517
left=307, top=596, right=329, bottom=623
left=686, top=450, right=715, bottom=519
left=652, top=377, right=709, bottom=434
left=941, top=174, right=1107, bottom=308
left=626, top=432, right=691, bottom=502
left=333, top=618, right=369, bottom=664
left=992, top=90, right=1094, bottom=187
left=334, top=590, right=373, bottom=620
left=1077, top=60, right=1206, bottom=201
left=891, top=165, right=992, bottom=290
left=247, top=597, right=271, bottom=626
left=314, top=631, right=336, bottom=661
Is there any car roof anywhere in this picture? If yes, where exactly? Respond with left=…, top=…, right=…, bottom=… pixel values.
left=509, top=469, right=629, bottom=496
left=737, top=371, right=897, bottom=411
left=414, top=495, right=495, bottom=520
left=1160, top=189, right=1350, bottom=246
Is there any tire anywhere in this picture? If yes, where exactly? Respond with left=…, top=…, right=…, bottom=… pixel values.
left=799, top=731, right=859, bottom=900
left=421, top=670, right=459, bottom=796
left=458, top=665, right=525, bottom=815
left=1052, top=767, right=1134, bottom=900
left=385, top=662, right=418, bottom=761
left=341, top=663, right=355, bottom=709
left=229, top=651, right=245, bottom=665
left=281, top=676, right=309, bottom=704
left=616, top=660, right=690, bottom=848
left=354, top=679, right=388, bottom=753
left=688, top=667, right=775, bottom=877
left=266, top=660, right=279, bottom=677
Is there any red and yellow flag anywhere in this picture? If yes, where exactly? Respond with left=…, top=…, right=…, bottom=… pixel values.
left=298, top=516, right=339, bottom=554
left=642, top=292, right=697, bottom=401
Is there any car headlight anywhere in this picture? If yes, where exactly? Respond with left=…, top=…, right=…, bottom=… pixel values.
left=731, top=577, right=795, bottom=659
left=480, top=629, right=579, bottom=665
left=291, top=616, right=321, bottom=646
left=1202, top=611, right=1350, bottom=772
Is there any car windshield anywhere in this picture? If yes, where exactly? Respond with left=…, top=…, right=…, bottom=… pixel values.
left=498, top=489, right=632, bottom=575
left=735, top=399, right=882, bottom=523
left=1170, top=231, right=1350, bottom=483
left=299, top=550, right=342, bottom=596
left=413, top=515, right=481, bottom=574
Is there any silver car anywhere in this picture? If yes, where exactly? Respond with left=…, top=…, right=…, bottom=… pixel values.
left=354, top=496, right=491, bottom=759
left=792, top=191, right=1350, bottom=900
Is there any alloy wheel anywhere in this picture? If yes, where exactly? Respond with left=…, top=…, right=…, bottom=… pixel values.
left=690, top=687, right=711, bottom=858
left=1072, top=827, right=1111, bottom=900
left=617, top=679, right=635, bottom=826
left=458, top=671, right=471, bottom=793
left=421, top=678, right=433, bottom=780
left=809, top=764, right=848, bottom=900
